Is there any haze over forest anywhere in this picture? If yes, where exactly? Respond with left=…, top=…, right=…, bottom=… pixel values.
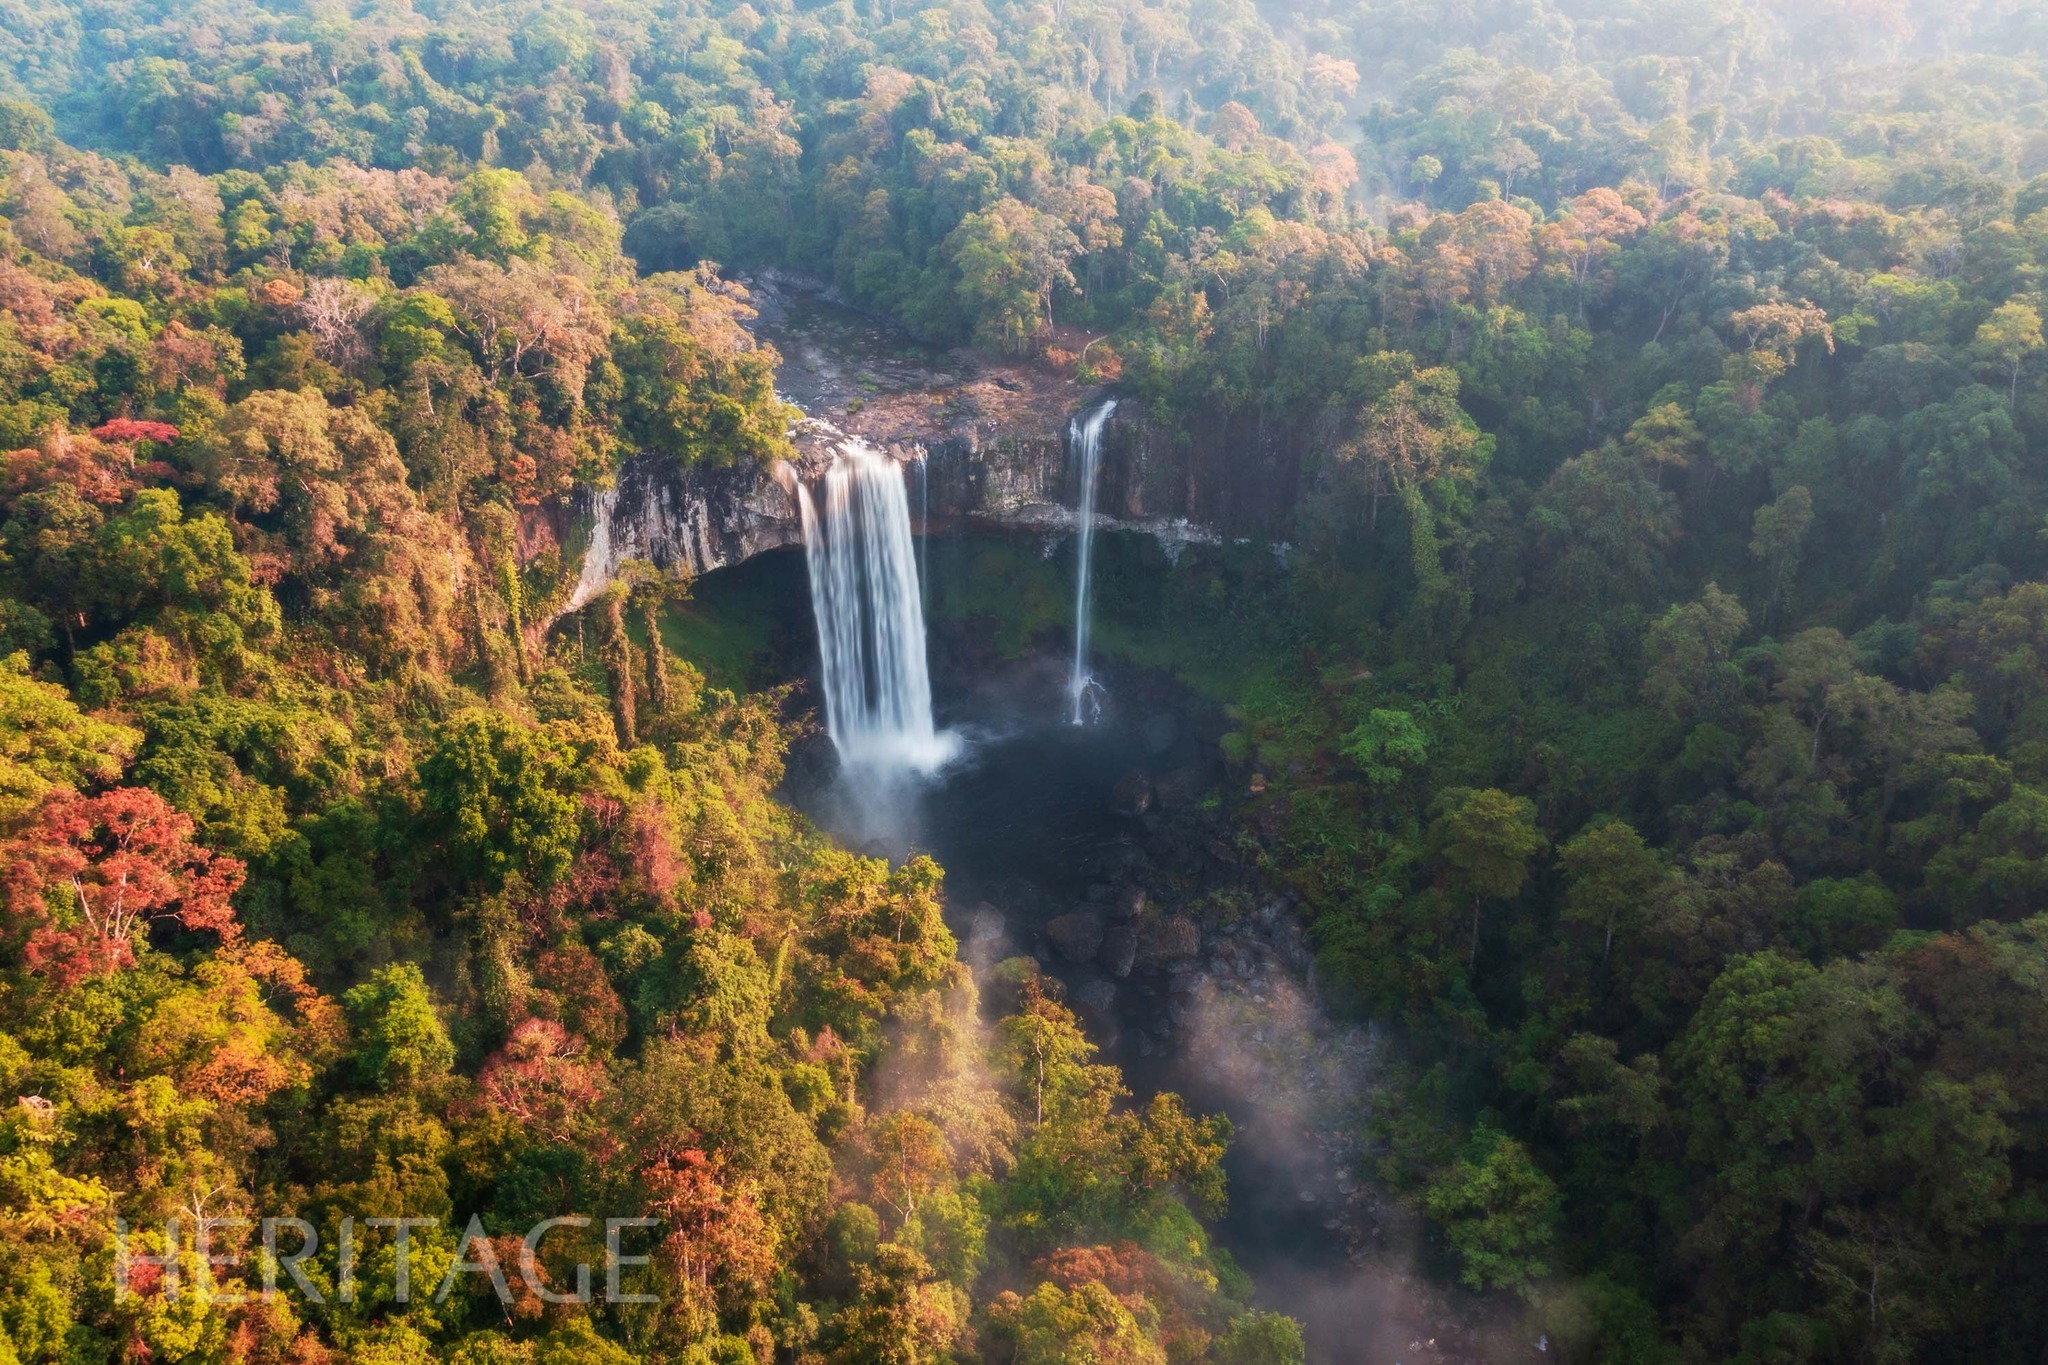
left=1, top=0, right=2047, bottom=1361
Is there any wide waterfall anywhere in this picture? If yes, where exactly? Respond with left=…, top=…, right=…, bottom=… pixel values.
left=798, top=441, right=953, bottom=776
left=1068, top=398, right=1118, bottom=724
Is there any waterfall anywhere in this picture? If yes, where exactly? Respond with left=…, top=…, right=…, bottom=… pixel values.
left=798, top=440, right=952, bottom=776
left=1068, top=398, right=1118, bottom=724
left=914, top=453, right=929, bottom=609
left=566, top=484, right=619, bottom=612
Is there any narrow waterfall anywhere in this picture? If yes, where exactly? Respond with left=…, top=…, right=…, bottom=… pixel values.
left=914, top=453, right=929, bottom=608
left=1068, top=398, right=1118, bottom=724
left=565, top=484, right=619, bottom=612
left=798, top=441, right=952, bottom=776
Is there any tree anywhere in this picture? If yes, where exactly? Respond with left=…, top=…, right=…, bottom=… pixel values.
left=614, top=271, right=793, bottom=467
left=1447, top=199, right=1535, bottom=307
left=1641, top=585, right=1749, bottom=720
left=1339, top=708, right=1428, bottom=791
left=0, top=652, right=139, bottom=822
left=1558, top=819, right=1664, bottom=962
left=1, top=785, right=243, bottom=983
left=945, top=198, right=1081, bottom=353
left=1972, top=300, right=2043, bottom=408
left=1214, top=1312, right=1306, bottom=1365
left=299, top=276, right=377, bottom=372
left=1334, top=353, right=1484, bottom=528
left=344, top=961, right=456, bottom=1092
left=1429, top=787, right=1545, bottom=967
left=1749, top=484, right=1813, bottom=626
left=416, top=710, right=581, bottom=888
left=987, top=1280, right=1166, bottom=1365
left=1541, top=187, right=1647, bottom=313
left=828, top=1244, right=968, bottom=1365
left=421, top=256, right=610, bottom=400
left=1422, top=1126, right=1560, bottom=1295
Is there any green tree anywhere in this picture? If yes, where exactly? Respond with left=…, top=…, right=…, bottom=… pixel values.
left=1214, top=1311, right=1307, bottom=1365
left=1339, top=707, right=1429, bottom=791
left=416, top=710, right=581, bottom=888
left=1972, top=299, right=2043, bottom=408
left=946, top=198, right=1081, bottom=353
left=1641, top=585, right=1749, bottom=720
left=988, top=1280, right=1166, bottom=1365
left=1429, top=787, right=1545, bottom=966
left=0, top=652, right=139, bottom=821
left=1422, top=1126, right=1560, bottom=1296
left=1558, top=819, right=1664, bottom=962
left=344, top=962, right=456, bottom=1093
left=1749, top=484, right=1813, bottom=626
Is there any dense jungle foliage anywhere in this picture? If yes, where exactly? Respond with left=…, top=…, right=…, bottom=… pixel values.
left=3, top=0, right=2048, bottom=1361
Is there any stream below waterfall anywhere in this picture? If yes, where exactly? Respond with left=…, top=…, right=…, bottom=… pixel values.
left=667, top=534, right=1489, bottom=1364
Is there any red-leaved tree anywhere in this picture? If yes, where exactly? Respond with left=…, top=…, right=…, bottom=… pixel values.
left=89, top=419, right=180, bottom=448
left=2, top=787, right=243, bottom=984
left=477, top=1016, right=601, bottom=1141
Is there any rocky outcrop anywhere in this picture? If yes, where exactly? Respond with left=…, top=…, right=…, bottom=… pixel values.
left=562, top=452, right=802, bottom=608
left=553, top=279, right=1311, bottom=610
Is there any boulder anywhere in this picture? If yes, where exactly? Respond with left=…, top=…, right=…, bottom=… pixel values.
left=1098, top=924, right=1139, bottom=978
left=1074, top=979, right=1117, bottom=1014
left=1111, top=769, right=1156, bottom=817
left=1138, top=913, right=1202, bottom=967
left=1044, top=912, right=1106, bottom=963
left=968, top=902, right=1006, bottom=944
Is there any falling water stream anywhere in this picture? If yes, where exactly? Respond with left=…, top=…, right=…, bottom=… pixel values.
left=564, top=484, right=618, bottom=613
left=1069, top=398, right=1118, bottom=724
left=797, top=440, right=953, bottom=777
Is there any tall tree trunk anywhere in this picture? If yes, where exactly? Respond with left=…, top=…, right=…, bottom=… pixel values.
left=641, top=598, right=670, bottom=718
left=602, top=595, right=637, bottom=747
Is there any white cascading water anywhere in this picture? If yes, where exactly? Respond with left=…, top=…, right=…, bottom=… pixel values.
left=799, top=440, right=953, bottom=776
left=1068, top=398, right=1118, bottom=724
left=565, top=484, right=619, bottom=612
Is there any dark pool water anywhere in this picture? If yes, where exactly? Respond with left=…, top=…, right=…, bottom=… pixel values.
left=686, top=534, right=1428, bottom=1364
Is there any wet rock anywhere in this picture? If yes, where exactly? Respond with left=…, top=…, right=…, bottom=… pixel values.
left=1044, top=912, right=1105, bottom=963
left=968, top=903, right=1006, bottom=944
left=1111, top=769, right=1156, bottom=817
left=1143, top=713, right=1177, bottom=754
left=1098, top=924, right=1138, bottom=978
left=1153, top=764, right=1212, bottom=812
left=1112, top=884, right=1149, bottom=920
left=1139, top=913, right=1202, bottom=966
left=1211, top=938, right=1255, bottom=978
left=1271, top=920, right=1315, bottom=973
left=1105, top=844, right=1156, bottom=880
left=1074, top=979, right=1117, bottom=1014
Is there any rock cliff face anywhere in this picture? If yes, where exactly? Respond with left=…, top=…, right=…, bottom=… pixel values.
left=555, top=280, right=1310, bottom=603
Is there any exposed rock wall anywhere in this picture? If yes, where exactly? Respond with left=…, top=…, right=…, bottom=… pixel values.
left=558, top=394, right=1310, bottom=608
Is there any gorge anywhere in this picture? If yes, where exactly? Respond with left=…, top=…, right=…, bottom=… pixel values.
left=603, top=288, right=1487, bottom=1363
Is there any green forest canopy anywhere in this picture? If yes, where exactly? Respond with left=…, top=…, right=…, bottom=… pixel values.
left=1, top=0, right=2047, bottom=1360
